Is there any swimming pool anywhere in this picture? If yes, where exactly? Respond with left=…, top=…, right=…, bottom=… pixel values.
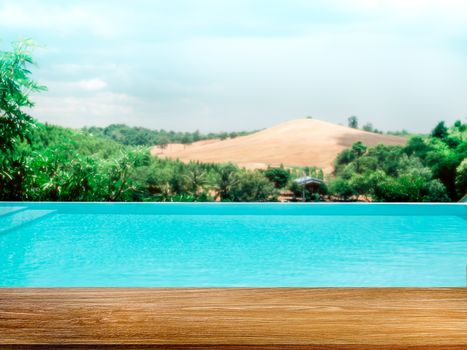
left=0, top=202, right=465, bottom=287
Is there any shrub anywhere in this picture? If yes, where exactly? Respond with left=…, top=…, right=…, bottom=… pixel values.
left=229, top=171, right=277, bottom=202
left=264, top=167, right=290, bottom=189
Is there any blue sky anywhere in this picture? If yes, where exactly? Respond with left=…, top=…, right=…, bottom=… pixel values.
left=1, top=0, right=466, bottom=132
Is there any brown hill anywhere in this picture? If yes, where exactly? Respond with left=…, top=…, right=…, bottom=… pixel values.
left=151, top=119, right=407, bottom=173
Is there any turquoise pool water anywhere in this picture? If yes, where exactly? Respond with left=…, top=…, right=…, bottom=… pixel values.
left=0, top=203, right=465, bottom=287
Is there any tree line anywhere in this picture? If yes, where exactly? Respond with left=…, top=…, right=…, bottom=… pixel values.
left=83, top=124, right=255, bottom=148
left=347, top=115, right=416, bottom=136
left=329, top=121, right=466, bottom=202
left=1, top=122, right=283, bottom=202
left=3, top=120, right=462, bottom=203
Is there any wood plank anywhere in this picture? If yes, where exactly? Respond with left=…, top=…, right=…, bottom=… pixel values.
left=0, top=288, right=466, bottom=349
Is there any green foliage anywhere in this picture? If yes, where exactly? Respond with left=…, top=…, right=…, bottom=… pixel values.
left=431, top=121, right=448, bottom=139
left=329, top=178, right=355, bottom=201
left=25, top=150, right=101, bottom=201
left=334, top=149, right=355, bottom=174
left=3, top=117, right=463, bottom=203
left=370, top=159, right=449, bottom=202
left=404, top=136, right=429, bottom=159
left=29, top=123, right=125, bottom=157
left=351, top=141, right=367, bottom=157
left=386, top=129, right=410, bottom=137
left=83, top=124, right=255, bottom=147
left=99, top=149, right=150, bottom=201
left=228, top=171, right=277, bottom=202
left=157, top=135, right=170, bottom=151
left=348, top=116, right=358, bottom=129
left=183, top=163, right=209, bottom=195
left=330, top=120, right=466, bottom=202
left=362, top=123, right=373, bottom=132
left=264, top=167, right=290, bottom=189
left=213, top=163, right=239, bottom=201
left=361, top=122, right=381, bottom=134
left=455, top=159, right=467, bottom=197
left=0, top=40, right=46, bottom=153
left=1, top=122, right=281, bottom=202
left=0, top=40, right=46, bottom=199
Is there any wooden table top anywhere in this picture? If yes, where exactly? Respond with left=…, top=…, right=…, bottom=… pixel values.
left=0, top=288, right=466, bottom=349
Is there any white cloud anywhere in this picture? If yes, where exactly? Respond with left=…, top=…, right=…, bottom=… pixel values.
left=33, top=92, right=139, bottom=127
left=37, top=79, right=108, bottom=94
left=75, top=78, right=108, bottom=91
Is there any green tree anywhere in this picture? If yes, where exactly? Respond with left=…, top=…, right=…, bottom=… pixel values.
left=0, top=40, right=46, bottom=152
left=184, top=164, right=209, bottom=196
left=362, top=122, right=373, bottom=132
left=329, top=178, right=355, bottom=201
left=0, top=40, right=46, bottom=200
left=25, top=150, right=100, bottom=201
left=371, top=163, right=448, bottom=202
left=334, top=149, right=355, bottom=174
left=330, top=126, right=461, bottom=202
left=264, top=167, right=290, bottom=189
left=229, top=171, right=276, bottom=202
left=214, top=163, right=239, bottom=201
left=348, top=116, right=358, bottom=129
left=181, top=133, right=193, bottom=145
left=455, top=159, right=467, bottom=197
left=431, top=121, right=448, bottom=139
left=424, top=139, right=464, bottom=200
left=404, top=136, right=430, bottom=159
left=351, top=141, right=367, bottom=157
left=192, top=130, right=201, bottom=142
left=100, top=149, right=148, bottom=201
left=157, top=135, right=170, bottom=153
left=348, top=173, right=374, bottom=201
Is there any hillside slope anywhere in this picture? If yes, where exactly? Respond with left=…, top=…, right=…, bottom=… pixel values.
left=151, top=119, right=407, bottom=173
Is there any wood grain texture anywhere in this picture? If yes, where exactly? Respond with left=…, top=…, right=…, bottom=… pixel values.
left=0, top=288, right=466, bottom=349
